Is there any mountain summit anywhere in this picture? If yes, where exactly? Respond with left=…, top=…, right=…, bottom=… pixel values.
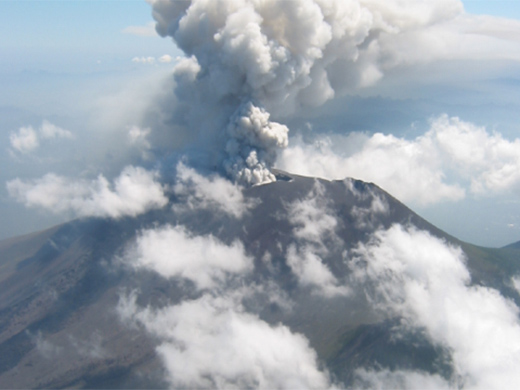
left=0, top=171, right=519, bottom=389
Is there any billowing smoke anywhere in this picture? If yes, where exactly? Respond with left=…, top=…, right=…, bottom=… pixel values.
left=147, top=0, right=463, bottom=184
left=173, top=161, right=258, bottom=217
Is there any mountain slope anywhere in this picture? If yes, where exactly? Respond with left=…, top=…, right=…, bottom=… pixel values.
left=0, top=172, right=519, bottom=389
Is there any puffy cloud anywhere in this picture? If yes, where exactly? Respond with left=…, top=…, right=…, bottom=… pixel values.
left=278, top=115, right=520, bottom=205
left=39, top=120, right=73, bottom=139
left=512, top=276, right=520, bottom=296
left=158, top=54, right=173, bottom=63
left=9, top=120, right=72, bottom=154
left=9, top=126, right=39, bottom=154
left=131, top=55, right=175, bottom=65
left=128, top=125, right=151, bottom=159
left=343, top=177, right=390, bottom=230
left=173, top=162, right=258, bottom=218
left=131, top=56, right=156, bottom=64
left=6, top=166, right=168, bottom=219
left=286, top=244, right=349, bottom=298
left=118, top=292, right=335, bottom=389
left=284, top=181, right=349, bottom=297
left=127, top=224, right=253, bottom=290
left=122, top=21, right=157, bottom=37
left=350, top=192, right=389, bottom=231
left=429, top=115, right=520, bottom=195
left=128, top=125, right=151, bottom=146
left=286, top=181, right=338, bottom=246
left=350, top=224, right=520, bottom=389
left=277, top=128, right=465, bottom=206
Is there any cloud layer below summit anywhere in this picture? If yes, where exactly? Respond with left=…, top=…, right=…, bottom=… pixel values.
left=277, top=115, right=520, bottom=206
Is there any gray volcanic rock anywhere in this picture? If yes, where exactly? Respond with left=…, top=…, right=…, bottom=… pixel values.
left=0, top=172, right=519, bottom=388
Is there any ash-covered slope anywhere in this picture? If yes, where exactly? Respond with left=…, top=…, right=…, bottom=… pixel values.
left=0, top=172, right=519, bottom=389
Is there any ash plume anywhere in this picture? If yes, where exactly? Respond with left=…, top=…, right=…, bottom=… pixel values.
left=148, top=0, right=463, bottom=185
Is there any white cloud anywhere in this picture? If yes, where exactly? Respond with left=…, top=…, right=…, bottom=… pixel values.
left=344, top=177, right=391, bottom=230
left=128, top=125, right=151, bottom=159
left=284, top=181, right=349, bottom=297
left=430, top=115, right=520, bottom=195
left=6, top=166, right=168, bottom=219
left=9, top=120, right=72, bottom=154
left=286, top=244, right=350, bottom=298
left=118, top=292, right=335, bottom=389
left=173, top=162, right=258, bottom=218
left=350, top=224, right=520, bottom=389
left=39, top=120, right=73, bottom=139
left=127, top=224, right=253, bottom=290
left=278, top=115, right=520, bottom=206
left=351, top=193, right=389, bottom=231
left=128, top=125, right=150, bottom=145
left=158, top=54, right=173, bottom=63
left=122, top=21, right=157, bottom=37
left=277, top=129, right=464, bottom=206
left=286, top=181, right=338, bottom=246
left=512, top=276, right=520, bottom=296
left=131, top=56, right=156, bottom=64
left=10, top=126, right=39, bottom=154
left=131, top=55, right=175, bottom=65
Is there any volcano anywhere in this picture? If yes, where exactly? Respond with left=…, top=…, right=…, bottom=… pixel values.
left=0, top=171, right=519, bottom=389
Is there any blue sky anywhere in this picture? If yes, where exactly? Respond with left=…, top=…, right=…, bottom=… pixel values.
left=463, top=0, right=520, bottom=18
left=0, top=0, right=180, bottom=74
left=2, top=0, right=520, bottom=247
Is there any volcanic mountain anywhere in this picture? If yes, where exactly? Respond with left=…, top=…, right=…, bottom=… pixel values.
left=0, top=171, right=519, bottom=389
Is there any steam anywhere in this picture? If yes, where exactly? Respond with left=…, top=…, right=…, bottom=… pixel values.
left=148, top=0, right=464, bottom=184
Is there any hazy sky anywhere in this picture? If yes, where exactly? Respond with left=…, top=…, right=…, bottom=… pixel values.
left=1, top=0, right=520, bottom=247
